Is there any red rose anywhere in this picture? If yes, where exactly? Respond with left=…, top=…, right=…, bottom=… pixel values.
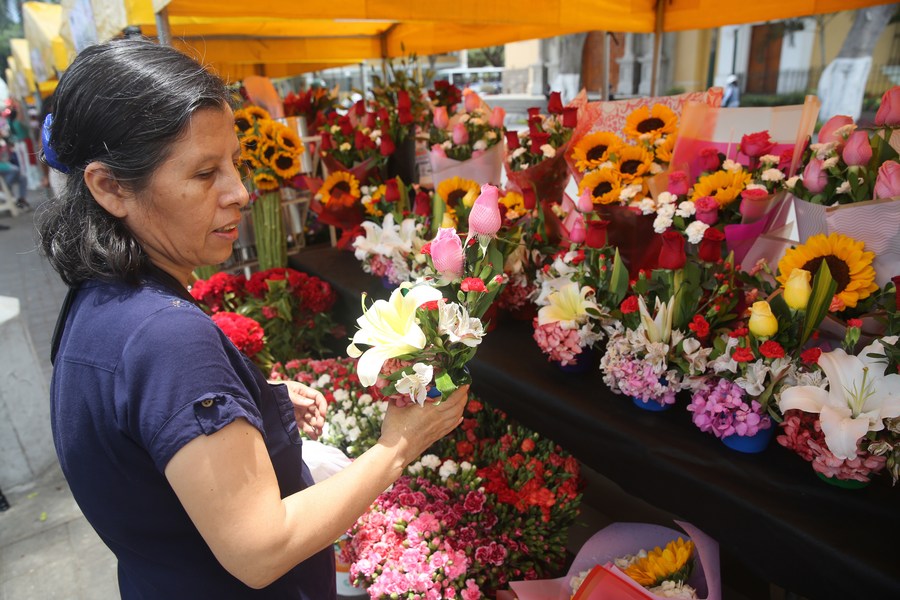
left=801, top=347, right=823, bottom=365
left=353, top=99, right=367, bottom=116
left=584, top=219, right=610, bottom=249
left=530, top=131, right=551, bottom=154
left=414, top=190, right=431, bottom=217
left=658, top=230, right=687, bottom=270
left=698, top=227, right=726, bottom=263
left=759, top=340, right=786, bottom=359
left=461, top=277, right=487, bottom=292
left=740, top=131, right=776, bottom=158
left=527, top=107, right=541, bottom=119
left=505, top=130, right=520, bottom=150
left=688, top=315, right=710, bottom=338
left=547, top=91, right=564, bottom=114
left=778, top=148, right=794, bottom=172
left=733, top=346, right=755, bottom=362
left=562, top=106, right=578, bottom=128
left=379, top=132, right=395, bottom=156
left=698, top=147, right=721, bottom=172
left=893, top=275, right=900, bottom=310
left=521, top=187, right=536, bottom=210
left=741, top=186, right=769, bottom=201
left=846, top=318, right=863, bottom=328
left=667, top=170, right=690, bottom=196
left=620, top=295, right=639, bottom=314
left=384, top=179, right=401, bottom=203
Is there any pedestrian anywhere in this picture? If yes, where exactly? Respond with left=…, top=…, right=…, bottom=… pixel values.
left=37, top=38, right=467, bottom=599
left=4, top=106, right=32, bottom=211
left=723, top=74, right=741, bottom=108
left=0, top=140, right=29, bottom=209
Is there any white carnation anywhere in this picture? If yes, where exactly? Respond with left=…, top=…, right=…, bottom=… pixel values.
left=541, top=144, right=556, bottom=158
left=438, top=459, right=459, bottom=480
left=473, top=139, right=488, bottom=151
left=653, top=214, right=674, bottom=233
left=785, top=175, right=800, bottom=189
left=638, top=198, right=657, bottom=215
left=722, top=159, right=743, bottom=172
left=761, top=168, right=785, bottom=182
left=835, top=180, right=851, bottom=194
left=822, top=156, right=839, bottom=169
left=760, top=154, right=780, bottom=165
left=656, top=191, right=678, bottom=205
left=339, top=142, right=351, bottom=151
left=685, top=220, right=710, bottom=244
left=419, top=454, right=441, bottom=469
left=675, top=201, right=696, bottom=218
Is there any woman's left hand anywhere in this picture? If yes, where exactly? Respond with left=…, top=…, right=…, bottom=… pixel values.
left=272, top=380, right=327, bottom=440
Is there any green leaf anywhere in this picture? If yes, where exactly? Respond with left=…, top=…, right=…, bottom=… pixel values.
left=800, top=261, right=837, bottom=347
left=609, top=249, right=629, bottom=305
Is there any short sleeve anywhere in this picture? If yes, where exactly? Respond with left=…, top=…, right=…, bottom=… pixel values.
left=116, top=304, right=265, bottom=472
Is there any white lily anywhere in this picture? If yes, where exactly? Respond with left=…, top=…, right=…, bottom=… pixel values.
left=778, top=337, right=900, bottom=460
left=637, top=296, right=675, bottom=344
left=347, top=283, right=443, bottom=386
left=537, top=281, right=599, bottom=329
left=394, top=363, right=434, bottom=406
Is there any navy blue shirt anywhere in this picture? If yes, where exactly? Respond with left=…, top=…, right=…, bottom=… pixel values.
left=50, top=276, right=335, bottom=599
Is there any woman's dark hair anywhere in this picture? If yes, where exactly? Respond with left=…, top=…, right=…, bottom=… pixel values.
left=36, top=38, right=232, bottom=286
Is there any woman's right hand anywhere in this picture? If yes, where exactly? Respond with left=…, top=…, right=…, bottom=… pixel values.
left=378, top=384, right=469, bottom=468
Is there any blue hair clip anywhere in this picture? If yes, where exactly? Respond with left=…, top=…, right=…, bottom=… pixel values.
left=41, top=113, right=69, bottom=174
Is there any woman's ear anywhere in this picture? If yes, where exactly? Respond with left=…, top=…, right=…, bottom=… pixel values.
left=83, top=162, right=129, bottom=218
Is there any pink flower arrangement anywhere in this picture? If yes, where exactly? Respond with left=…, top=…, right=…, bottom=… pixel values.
left=532, top=320, right=587, bottom=366
left=687, top=378, right=772, bottom=439
left=600, top=351, right=679, bottom=407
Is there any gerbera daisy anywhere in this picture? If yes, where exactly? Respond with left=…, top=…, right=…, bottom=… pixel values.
left=436, top=176, right=480, bottom=209
left=319, top=171, right=361, bottom=207
left=244, top=105, right=271, bottom=122
left=776, top=233, right=878, bottom=309
left=655, top=134, right=677, bottom=164
left=623, top=104, right=678, bottom=141
left=623, top=538, right=694, bottom=587
left=578, top=168, right=622, bottom=205
left=253, top=172, right=279, bottom=191
left=571, top=131, right=624, bottom=172
left=275, top=127, right=303, bottom=154
left=271, top=151, right=301, bottom=179
left=689, top=169, right=751, bottom=207
left=615, top=145, right=654, bottom=183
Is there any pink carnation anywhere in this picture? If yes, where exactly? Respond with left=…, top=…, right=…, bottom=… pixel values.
left=532, top=320, right=585, bottom=366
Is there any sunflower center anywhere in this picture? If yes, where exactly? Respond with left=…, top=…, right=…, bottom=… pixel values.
left=263, top=146, right=276, bottom=161
left=447, top=190, right=468, bottom=207
left=235, top=118, right=252, bottom=132
left=593, top=182, right=612, bottom=197
left=275, top=155, right=294, bottom=170
left=244, top=139, right=258, bottom=152
left=586, top=145, right=608, bottom=161
left=637, top=118, right=665, bottom=133
left=333, top=181, right=351, bottom=195
left=620, top=159, right=642, bottom=175
left=802, top=255, right=851, bottom=293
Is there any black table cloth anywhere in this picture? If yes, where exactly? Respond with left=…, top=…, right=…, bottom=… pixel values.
left=291, top=244, right=900, bottom=600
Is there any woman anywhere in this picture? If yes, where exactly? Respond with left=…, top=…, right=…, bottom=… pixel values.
left=37, top=39, right=467, bottom=599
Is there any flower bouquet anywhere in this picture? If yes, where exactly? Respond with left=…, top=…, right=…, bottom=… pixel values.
left=346, top=185, right=508, bottom=404
left=317, top=102, right=391, bottom=183
left=210, top=311, right=273, bottom=369
left=504, top=91, right=589, bottom=204
left=343, top=396, right=583, bottom=597
left=428, top=89, right=505, bottom=189
left=234, top=105, right=306, bottom=269
left=307, top=169, right=367, bottom=248
left=282, top=85, right=338, bottom=132
left=509, top=521, right=721, bottom=600
left=352, top=209, right=427, bottom=287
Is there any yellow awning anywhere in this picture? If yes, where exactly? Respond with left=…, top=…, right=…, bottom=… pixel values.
left=22, top=2, right=72, bottom=81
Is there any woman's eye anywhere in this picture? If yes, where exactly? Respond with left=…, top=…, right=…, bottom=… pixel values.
left=196, top=170, right=215, bottom=179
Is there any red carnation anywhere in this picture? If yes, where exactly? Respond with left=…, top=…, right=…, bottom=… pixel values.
left=620, top=295, right=639, bottom=314
left=688, top=315, right=710, bottom=339
left=759, top=340, right=786, bottom=359
left=801, top=347, right=823, bottom=365
left=461, top=277, right=487, bottom=292
left=732, top=346, right=755, bottom=362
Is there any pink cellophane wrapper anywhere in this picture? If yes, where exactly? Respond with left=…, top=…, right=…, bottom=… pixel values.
left=509, top=521, right=721, bottom=600
left=565, top=89, right=723, bottom=187
left=430, top=142, right=505, bottom=189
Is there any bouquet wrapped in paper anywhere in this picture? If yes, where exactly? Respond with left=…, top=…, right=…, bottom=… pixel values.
left=509, top=521, right=721, bottom=600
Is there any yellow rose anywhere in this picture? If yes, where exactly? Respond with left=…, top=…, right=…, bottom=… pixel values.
left=748, top=301, right=779, bottom=338
left=783, top=268, right=812, bottom=310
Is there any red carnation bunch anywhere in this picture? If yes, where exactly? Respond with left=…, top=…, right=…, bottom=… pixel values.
left=191, top=272, right=246, bottom=313
left=211, top=312, right=266, bottom=362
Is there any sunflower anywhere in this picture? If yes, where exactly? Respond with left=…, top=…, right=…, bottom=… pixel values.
left=689, top=169, right=751, bottom=207
left=258, top=140, right=277, bottom=166
left=623, top=538, right=694, bottom=587
left=271, top=151, right=301, bottom=179
left=256, top=120, right=279, bottom=143
left=500, top=190, right=527, bottom=220
left=363, top=184, right=387, bottom=217
left=275, top=127, right=303, bottom=154
left=253, top=172, right=279, bottom=191
left=437, top=176, right=480, bottom=209
left=570, top=131, right=624, bottom=172
left=623, top=104, right=678, bottom=141
left=233, top=109, right=254, bottom=134
left=615, top=145, right=654, bottom=183
left=655, top=134, right=677, bottom=163
left=578, top=168, right=623, bottom=205
left=244, top=105, right=271, bottom=122
left=240, top=134, right=262, bottom=165
left=776, top=233, right=878, bottom=309
left=319, top=171, right=361, bottom=207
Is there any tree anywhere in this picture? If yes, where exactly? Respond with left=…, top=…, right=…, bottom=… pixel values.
left=817, top=4, right=898, bottom=122
left=467, top=46, right=504, bottom=68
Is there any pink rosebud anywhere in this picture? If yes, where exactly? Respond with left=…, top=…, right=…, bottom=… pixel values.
left=874, top=160, right=900, bottom=199
left=817, top=115, right=853, bottom=145
left=694, top=196, right=719, bottom=225
left=576, top=188, right=594, bottom=213
left=464, top=91, right=481, bottom=113
left=452, top=123, right=469, bottom=145
left=430, top=228, right=465, bottom=278
left=875, top=86, right=900, bottom=127
left=802, top=158, right=829, bottom=194
left=433, top=106, right=449, bottom=129
left=667, top=170, right=690, bottom=196
left=489, top=106, right=506, bottom=128
left=568, top=216, right=586, bottom=243
left=841, top=131, right=872, bottom=167
left=698, top=147, right=721, bottom=172
left=469, top=184, right=502, bottom=236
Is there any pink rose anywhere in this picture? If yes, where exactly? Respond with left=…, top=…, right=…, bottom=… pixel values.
left=488, top=106, right=506, bottom=128
left=841, top=131, right=872, bottom=167
left=568, top=216, right=586, bottom=243
left=875, top=86, right=900, bottom=127
left=874, top=160, right=900, bottom=199
left=802, top=158, right=829, bottom=193
left=433, top=106, right=449, bottom=129
left=694, top=196, right=719, bottom=225
left=464, top=91, right=481, bottom=113
left=576, top=188, right=594, bottom=213
left=698, top=147, right=721, bottom=172
left=430, top=144, right=447, bottom=159
left=740, top=131, right=775, bottom=158
left=667, top=170, right=690, bottom=196
left=817, top=115, right=853, bottom=145
left=452, top=123, right=469, bottom=145
left=468, top=184, right=502, bottom=236
left=430, top=228, right=465, bottom=278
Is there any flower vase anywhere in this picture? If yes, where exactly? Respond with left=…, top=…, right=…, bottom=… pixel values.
left=721, top=426, right=774, bottom=454
left=815, top=472, right=870, bottom=490
left=632, top=397, right=672, bottom=412
left=555, top=348, right=594, bottom=374
left=252, top=191, right=288, bottom=270
left=381, top=275, right=396, bottom=290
